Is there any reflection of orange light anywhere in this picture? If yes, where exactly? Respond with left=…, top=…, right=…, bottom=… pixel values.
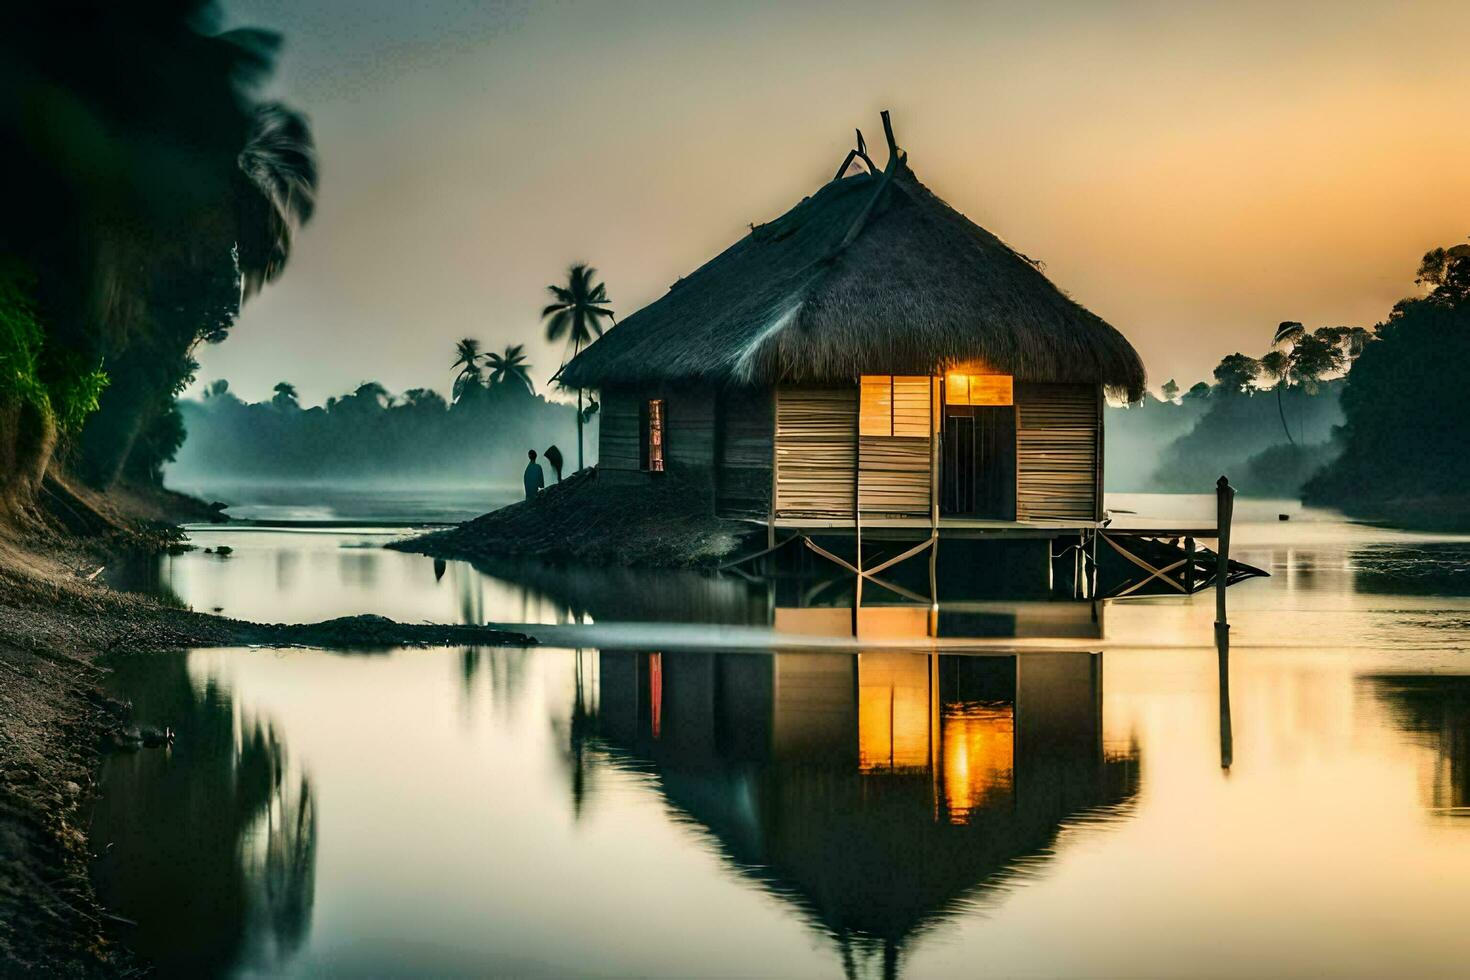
left=858, top=652, right=931, bottom=772
left=649, top=652, right=663, bottom=739
left=942, top=702, right=1014, bottom=823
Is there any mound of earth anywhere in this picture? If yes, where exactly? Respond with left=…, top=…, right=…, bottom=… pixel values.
left=392, top=468, right=758, bottom=568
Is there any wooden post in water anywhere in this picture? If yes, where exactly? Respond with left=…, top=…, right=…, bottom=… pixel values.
left=1214, top=475, right=1234, bottom=635
left=1218, top=628, right=1233, bottom=771
left=1215, top=476, right=1235, bottom=771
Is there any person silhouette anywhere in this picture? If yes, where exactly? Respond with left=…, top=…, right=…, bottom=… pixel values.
left=544, top=444, right=564, bottom=482
left=523, top=449, right=545, bottom=501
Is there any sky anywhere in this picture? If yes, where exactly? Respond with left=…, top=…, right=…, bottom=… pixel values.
left=208, top=0, right=1470, bottom=405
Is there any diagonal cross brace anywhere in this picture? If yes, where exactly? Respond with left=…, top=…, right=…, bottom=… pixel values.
left=1100, top=533, right=1190, bottom=597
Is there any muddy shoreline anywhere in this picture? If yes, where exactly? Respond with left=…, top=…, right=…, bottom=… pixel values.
left=0, top=519, right=532, bottom=976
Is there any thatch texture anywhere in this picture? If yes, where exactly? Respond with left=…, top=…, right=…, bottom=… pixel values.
left=557, top=157, right=1146, bottom=402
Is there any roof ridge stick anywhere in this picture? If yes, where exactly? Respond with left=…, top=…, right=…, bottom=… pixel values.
left=831, top=127, right=880, bottom=183
left=836, top=110, right=905, bottom=252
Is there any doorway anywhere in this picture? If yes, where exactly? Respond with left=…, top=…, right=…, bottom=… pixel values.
left=941, top=402, right=1015, bottom=518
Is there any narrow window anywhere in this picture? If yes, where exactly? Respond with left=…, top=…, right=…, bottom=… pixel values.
left=642, top=398, right=665, bottom=472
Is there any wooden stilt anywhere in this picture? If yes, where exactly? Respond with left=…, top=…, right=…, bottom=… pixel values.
left=1218, top=622, right=1233, bottom=771
left=1088, top=529, right=1099, bottom=598
left=1074, top=532, right=1083, bottom=598
left=928, top=533, right=939, bottom=637
left=1215, top=476, right=1235, bottom=635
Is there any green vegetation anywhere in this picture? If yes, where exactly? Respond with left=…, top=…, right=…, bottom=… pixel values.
left=0, top=265, right=108, bottom=435
left=0, top=1, right=316, bottom=499
left=1304, top=245, right=1470, bottom=524
left=0, top=266, right=51, bottom=422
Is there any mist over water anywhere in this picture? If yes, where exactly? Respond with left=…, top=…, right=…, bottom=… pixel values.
left=166, top=380, right=586, bottom=498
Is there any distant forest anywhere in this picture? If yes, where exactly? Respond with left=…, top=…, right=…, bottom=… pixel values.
left=1106, top=368, right=1349, bottom=497
left=1110, top=241, right=1470, bottom=524
left=168, top=358, right=580, bottom=490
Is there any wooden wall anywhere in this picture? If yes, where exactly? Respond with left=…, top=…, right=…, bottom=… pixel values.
left=607, top=378, right=1102, bottom=524
left=598, top=384, right=717, bottom=493
left=715, top=386, right=772, bottom=518
left=859, top=376, right=932, bottom=518
left=774, top=386, right=857, bottom=518
left=1015, top=382, right=1101, bottom=522
left=858, top=436, right=931, bottom=516
left=599, top=386, right=642, bottom=472
left=666, top=388, right=715, bottom=477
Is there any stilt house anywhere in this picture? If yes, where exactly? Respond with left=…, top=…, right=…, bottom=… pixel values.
left=557, top=114, right=1145, bottom=533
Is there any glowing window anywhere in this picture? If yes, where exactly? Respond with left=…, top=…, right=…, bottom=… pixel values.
left=945, top=372, right=1013, bottom=406
left=860, top=375, right=931, bottom=437
left=641, top=399, right=665, bottom=472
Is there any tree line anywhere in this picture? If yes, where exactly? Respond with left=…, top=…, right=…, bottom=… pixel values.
left=170, top=343, right=581, bottom=490
left=1109, top=242, right=1469, bottom=523
left=1304, top=244, right=1470, bottom=524
left=168, top=261, right=615, bottom=491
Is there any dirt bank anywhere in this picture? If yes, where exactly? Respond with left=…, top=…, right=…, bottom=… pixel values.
left=0, top=498, right=531, bottom=976
left=390, top=467, right=759, bottom=569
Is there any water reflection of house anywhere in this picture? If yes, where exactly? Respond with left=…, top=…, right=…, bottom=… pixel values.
left=586, top=649, right=1138, bottom=977
left=774, top=599, right=1103, bottom=641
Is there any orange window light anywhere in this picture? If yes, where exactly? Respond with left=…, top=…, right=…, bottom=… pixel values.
left=647, top=399, right=665, bottom=472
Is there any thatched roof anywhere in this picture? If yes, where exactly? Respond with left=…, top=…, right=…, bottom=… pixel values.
left=557, top=118, right=1146, bottom=401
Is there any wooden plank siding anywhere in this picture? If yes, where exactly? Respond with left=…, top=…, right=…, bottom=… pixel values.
left=774, top=385, right=856, bottom=518
left=599, top=386, right=642, bottom=472
left=859, top=436, right=931, bottom=518
left=1015, top=382, right=1101, bottom=522
left=598, top=385, right=717, bottom=494
left=715, top=386, right=773, bottom=518
left=665, top=388, right=715, bottom=479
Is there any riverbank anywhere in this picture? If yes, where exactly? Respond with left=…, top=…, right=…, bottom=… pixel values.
left=391, top=468, right=759, bottom=569
left=0, top=505, right=533, bottom=975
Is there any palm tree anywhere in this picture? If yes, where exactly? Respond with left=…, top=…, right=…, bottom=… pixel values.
left=484, top=344, right=535, bottom=394
left=271, top=381, right=300, bottom=411
left=71, top=70, right=318, bottom=488
left=451, top=338, right=484, bottom=403
left=1265, top=322, right=1370, bottom=445
left=1264, top=322, right=1307, bottom=445
left=352, top=381, right=392, bottom=409
left=234, top=103, right=319, bottom=300
left=543, top=263, right=615, bottom=470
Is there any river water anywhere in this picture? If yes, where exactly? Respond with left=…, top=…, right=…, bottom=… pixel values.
left=90, top=493, right=1470, bottom=978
